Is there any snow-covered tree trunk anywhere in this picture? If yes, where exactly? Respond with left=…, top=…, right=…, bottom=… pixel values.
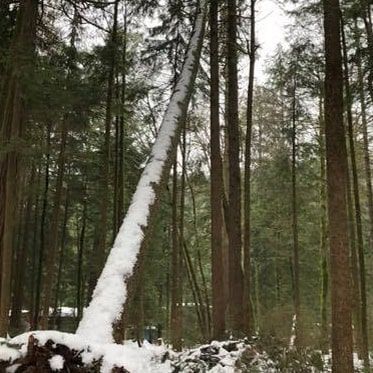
left=76, top=1, right=206, bottom=343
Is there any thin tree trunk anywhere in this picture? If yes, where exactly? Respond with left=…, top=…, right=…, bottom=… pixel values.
left=341, top=20, right=369, bottom=367
left=30, top=164, right=41, bottom=326
left=226, top=0, right=246, bottom=336
left=322, top=0, right=353, bottom=370
left=77, top=190, right=87, bottom=322
left=40, top=122, right=68, bottom=329
left=90, top=0, right=119, bottom=295
left=291, top=77, right=301, bottom=347
left=210, top=0, right=225, bottom=341
left=170, top=160, right=182, bottom=351
left=243, top=0, right=256, bottom=336
left=318, top=95, right=329, bottom=353
left=33, top=122, right=52, bottom=330
left=53, top=192, right=69, bottom=329
left=355, top=27, right=373, bottom=264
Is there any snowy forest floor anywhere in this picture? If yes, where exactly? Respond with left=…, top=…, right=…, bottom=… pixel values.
left=0, top=331, right=368, bottom=372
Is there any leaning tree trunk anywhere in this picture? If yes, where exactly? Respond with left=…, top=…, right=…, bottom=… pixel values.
left=322, top=0, right=353, bottom=371
left=0, top=0, right=38, bottom=336
left=76, top=2, right=206, bottom=343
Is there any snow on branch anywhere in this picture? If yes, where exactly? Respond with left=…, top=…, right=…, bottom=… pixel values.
left=76, top=1, right=206, bottom=343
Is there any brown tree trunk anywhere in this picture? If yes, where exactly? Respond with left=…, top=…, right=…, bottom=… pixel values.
left=341, top=20, right=369, bottom=367
left=243, top=0, right=256, bottom=336
left=77, top=189, right=87, bottom=322
left=318, top=95, right=329, bottom=353
left=170, top=160, right=182, bottom=351
left=210, top=0, right=225, bottom=341
left=33, top=122, right=51, bottom=330
left=90, top=0, right=119, bottom=297
left=356, top=27, right=373, bottom=268
left=322, top=0, right=353, bottom=370
left=9, top=167, right=35, bottom=334
left=0, top=0, right=38, bottom=337
left=53, top=192, right=69, bottom=329
left=290, top=77, right=301, bottom=347
left=40, top=123, right=68, bottom=329
left=226, top=0, right=245, bottom=336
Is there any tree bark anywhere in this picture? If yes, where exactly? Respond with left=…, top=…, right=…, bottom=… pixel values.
left=226, top=0, right=246, bottom=336
left=170, top=160, right=182, bottom=351
left=0, top=0, right=38, bottom=337
left=40, top=122, right=68, bottom=329
left=341, top=19, right=369, bottom=368
left=290, top=76, right=301, bottom=347
left=33, top=122, right=52, bottom=330
left=318, top=95, right=329, bottom=353
left=322, top=0, right=353, bottom=370
left=210, top=0, right=226, bottom=341
left=90, top=0, right=120, bottom=296
left=77, top=2, right=206, bottom=342
left=243, top=0, right=256, bottom=336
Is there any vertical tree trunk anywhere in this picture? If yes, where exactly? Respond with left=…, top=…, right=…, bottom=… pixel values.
left=170, top=160, right=182, bottom=351
left=318, top=95, right=329, bottom=353
left=355, top=27, right=373, bottom=266
left=243, top=0, right=256, bottom=336
left=210, top=0, right=225, bottom=341
left=322, top=0, right=353, bottom=370
left=33, top=122, right=52, bottom=330
left=40, top=123, right=68, bottom=329
left=77, top=190, right=87, bottom=322
left=0, top=0, right=38, bottom=337
left=90, top=0, right=119, bottom=296
left=226, top=0, right=246, bottom=336
left=290, top=77, right=301, bottom=347
left=53, top=193, right=69, bottom=329
left=118, top=4, right=127, bottom=230
left=341, top=20, right=369, bottom=367
left=9, top=167, right=35, bottom=333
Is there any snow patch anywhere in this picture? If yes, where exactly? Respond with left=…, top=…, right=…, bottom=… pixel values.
left=49, top=354, right=64, bottom=371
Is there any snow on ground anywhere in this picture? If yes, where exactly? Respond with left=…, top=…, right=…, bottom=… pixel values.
left=0, top=331, right=370, bottom=372
left=4, top=331, right=172, bottom=373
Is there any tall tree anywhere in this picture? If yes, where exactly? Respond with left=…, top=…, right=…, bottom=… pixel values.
left=76, top=2, right=206, bottom=342
left=226, top=0, right=246, bottom=336
left=322, top=0, right=353, bottom=370
left=210, top=0, right=226, bottom=340
left=341, top=19, right=369, bottom=367
left=89, top=0, right=120, bottom=297
left=0, top=0, right=39, bottom=336
left=243, top=0, right=257, bottom=336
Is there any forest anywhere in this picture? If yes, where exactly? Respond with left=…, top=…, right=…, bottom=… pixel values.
left=0, top=0, right=372, bottom=371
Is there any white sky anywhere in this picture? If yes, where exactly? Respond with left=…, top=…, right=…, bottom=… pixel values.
left=255, top=0, right=289, bottom=83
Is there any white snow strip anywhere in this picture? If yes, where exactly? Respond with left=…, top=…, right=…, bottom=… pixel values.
left=76, top=1, right=206, bottom=343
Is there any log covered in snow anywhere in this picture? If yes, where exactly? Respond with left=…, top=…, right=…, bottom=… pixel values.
left=76, top=1, right=207, bottom=343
